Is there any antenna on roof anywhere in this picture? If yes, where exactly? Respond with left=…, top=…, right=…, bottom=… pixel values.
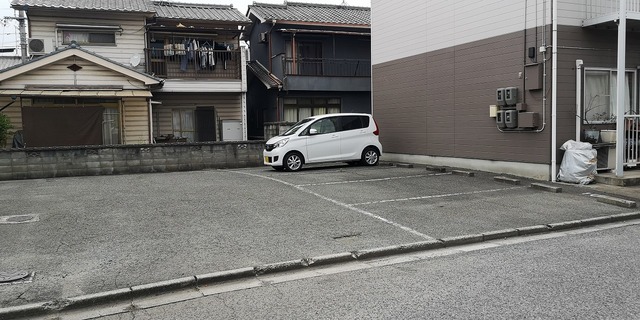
left=341, top=0, right=348, bottom=5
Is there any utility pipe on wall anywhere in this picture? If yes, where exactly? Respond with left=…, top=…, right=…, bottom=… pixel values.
left=551, top=0, right=558, bottom=182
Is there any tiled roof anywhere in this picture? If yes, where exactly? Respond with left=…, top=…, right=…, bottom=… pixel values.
left=247, top=60, right=281, bottom=89
left=152, top=1, right=250, bottom=23
left=0, top=56, right=22, bottom=71
left=11, top=0, right=155, bottom=12
left=248, top=2, right=370, bottom=26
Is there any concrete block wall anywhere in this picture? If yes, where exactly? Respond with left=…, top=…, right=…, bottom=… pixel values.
left=0, top=141, right=265, bottom=181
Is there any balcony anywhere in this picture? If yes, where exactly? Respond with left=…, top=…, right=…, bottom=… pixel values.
left=584, top=0, right=640, bottom=27
left=284, top=58, right=371, bottom=77
left=144, top=48, right=241, bottom=80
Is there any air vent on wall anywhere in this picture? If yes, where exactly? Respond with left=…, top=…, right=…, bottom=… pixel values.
left=259, top=32, right=269, bottom=43
left=28, top=38, right=53, bottom=55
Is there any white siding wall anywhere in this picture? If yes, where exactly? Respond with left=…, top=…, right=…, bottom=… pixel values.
left=372, top=0, right=554, bottom=65
left=557, top=0, right=589, bottom=26
left=28, top=14, right=147, bottom=68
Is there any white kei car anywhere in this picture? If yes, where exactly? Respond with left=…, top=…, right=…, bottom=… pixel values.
left=263, top=113, right=383, bottom=171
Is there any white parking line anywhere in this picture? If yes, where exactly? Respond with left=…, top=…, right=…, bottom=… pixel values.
left=296, top=172, right=452, bottom=187
left=229, top=170, right=435, bottom=240
left=349, top=186, right=525, bottom=206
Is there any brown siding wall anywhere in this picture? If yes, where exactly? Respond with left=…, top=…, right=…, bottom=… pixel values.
left=555, top=25, right=640, bottom=147
left=374, top=28, right=551, bottom=164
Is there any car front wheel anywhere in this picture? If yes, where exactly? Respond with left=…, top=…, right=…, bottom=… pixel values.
left=284, top=152, right=304, bottom=171
left=361, top=147, right=379, bottom=166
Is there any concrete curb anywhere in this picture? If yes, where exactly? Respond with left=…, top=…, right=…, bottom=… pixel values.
left=592, top=194, right=637, bottom=208
left=425, top=165, right=447, bottom=173
left=3, top=213, right=640, bottom=319
left=530, top=183, right=563, bottom=193
left=451, top=170, right=475, bottom=177
left=494, top=176, right=521, bottom=185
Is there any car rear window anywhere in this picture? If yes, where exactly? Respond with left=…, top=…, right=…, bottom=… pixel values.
left=339, top=116, right=369, bottom=131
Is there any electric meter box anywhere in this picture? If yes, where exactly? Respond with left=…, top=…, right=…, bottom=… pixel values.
left=496, top=110, right=506, bottom=128
left=496, top=88, right=506, bottom=106
left=505, top=110, right=518, bottom=128
left=505, top=87, right=518, bottom=105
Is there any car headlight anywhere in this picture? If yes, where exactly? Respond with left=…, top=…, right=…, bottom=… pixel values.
left=274, top=138, right=289, bottom=148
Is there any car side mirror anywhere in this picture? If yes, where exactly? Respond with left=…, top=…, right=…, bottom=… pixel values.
left=309, top=128, right=318, bottom=135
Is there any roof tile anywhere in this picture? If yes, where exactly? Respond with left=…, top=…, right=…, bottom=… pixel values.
left=249, top=2, right=370, bottom=26
left=152, top=1, right=250, bottom=23
left=11, top=0, right=155, bottom=12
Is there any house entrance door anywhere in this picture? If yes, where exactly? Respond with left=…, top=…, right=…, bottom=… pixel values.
left=196, top=107, right=216, bottom=142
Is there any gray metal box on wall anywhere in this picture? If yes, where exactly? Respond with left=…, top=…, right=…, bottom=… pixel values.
left=518, top=112, right=540, bottom=128
left=525, top=64, right=543, bottom=90
left=505, top=110, right=518, bottom=128
left=222, top=120, right=243, bottom=141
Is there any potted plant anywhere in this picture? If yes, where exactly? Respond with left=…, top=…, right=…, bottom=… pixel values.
left=580, top=94, right=612, bottom=143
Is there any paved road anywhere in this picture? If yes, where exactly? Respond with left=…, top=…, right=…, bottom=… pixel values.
left=51, top=221, right=640, bottom=319
left=0, top=164, right=637, bottom=310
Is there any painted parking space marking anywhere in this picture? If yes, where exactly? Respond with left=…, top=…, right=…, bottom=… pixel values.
left=349, top=186, right=525, bottom=206
left=296, top=172, right=451, bottom=187
left=229, top=170, right=435, bottom=240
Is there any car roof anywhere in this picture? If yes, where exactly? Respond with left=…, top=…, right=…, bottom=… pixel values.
left=307, top=113, right=372, bottom=120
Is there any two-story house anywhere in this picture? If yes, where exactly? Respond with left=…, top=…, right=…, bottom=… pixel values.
left=0, top=0, right=250, bottom=147
left=371, top=0, right=640, bottom=181
left=244, top=2, right=371, bottom=139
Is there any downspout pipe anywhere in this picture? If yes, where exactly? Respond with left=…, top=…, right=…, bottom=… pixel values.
left=615, top=0, right=626, bottom=177
left=551, top=0, right=558, bottom=181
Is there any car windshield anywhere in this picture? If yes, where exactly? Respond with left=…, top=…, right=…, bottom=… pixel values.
left=281, top=118, right=313, bottom=136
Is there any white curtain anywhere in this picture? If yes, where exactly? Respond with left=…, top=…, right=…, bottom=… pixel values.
left=611, top=71, right=633, bottom=116
left=584, top=70, right=609, bottom=123
left=102, top=108, right=120, bottom=145
left=284, top=107, right=298, bottom=122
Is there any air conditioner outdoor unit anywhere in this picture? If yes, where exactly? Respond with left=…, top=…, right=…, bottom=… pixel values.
left=28, top=38, right=53, bottom=55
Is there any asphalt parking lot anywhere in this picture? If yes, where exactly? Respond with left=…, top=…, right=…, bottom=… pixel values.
left=0, top=163, right=635, bottom=308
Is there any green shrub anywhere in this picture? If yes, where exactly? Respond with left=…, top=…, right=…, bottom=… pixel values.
left=0, top=113, right=13, bottom=148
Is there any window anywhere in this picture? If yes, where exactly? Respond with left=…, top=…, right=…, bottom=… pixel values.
left=583, top=69, right=636, bottom=124
left=283, top=98, right=341, bottom=122
left=309, top=117, right=338, bottom=134
left=285, top=40, right=322, bottom=75
left=340, top=116, right=368, bottom=131
left=102, top=108, right=120, bottom=145
left=62, top=30, right=116, bottom=45
left=172, top=109, right=195, bottom=142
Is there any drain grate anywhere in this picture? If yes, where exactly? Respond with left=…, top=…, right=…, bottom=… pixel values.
left=0, top=214, right=39, bottom=224
left=0, top=271, right=30, bottom=283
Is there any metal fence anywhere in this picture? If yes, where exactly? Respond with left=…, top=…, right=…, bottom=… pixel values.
left=284, top=58, right=371, bottom=77
left=144, top=48, right=241, bottom=80
left=624, top=115, right=639, bottom=167
left=586, top=0, right=640, bottom=19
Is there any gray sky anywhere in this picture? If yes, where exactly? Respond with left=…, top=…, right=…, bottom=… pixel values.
left=0, top=0, right=371, bottom=53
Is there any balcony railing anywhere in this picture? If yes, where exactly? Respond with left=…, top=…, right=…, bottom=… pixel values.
left=284, top=58, right=371, bottom=77
left=144, top=48, right=241, bottom=80
left=585, top=0, right=640, bottom=21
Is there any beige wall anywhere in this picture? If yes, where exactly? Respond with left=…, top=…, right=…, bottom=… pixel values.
left=1, top=56, right=149, bottom=90
left=122, top=98, right=150, bottom=144
left=28, top=13, right=147, bottom=70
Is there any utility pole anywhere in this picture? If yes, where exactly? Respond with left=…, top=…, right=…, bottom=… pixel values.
left=4, top=10, right=27, bottom=63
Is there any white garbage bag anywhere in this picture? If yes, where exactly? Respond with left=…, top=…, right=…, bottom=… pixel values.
left=557, top=140, right=597, bottom=185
